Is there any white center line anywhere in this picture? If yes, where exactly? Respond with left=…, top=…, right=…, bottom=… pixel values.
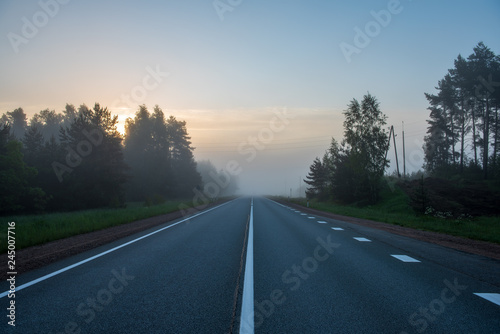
left=239, top=198, right=255, bottom=334
left=308, top=216, right=315, bottom=219
left=391, top=255, right=420, bottom=262
left=0, top=200, right=234, bottom=299
left=474, top=293, right=500, bottom=306
left=300, top=213, right=307, bottom=216
left=331, top=227, right=344, bottom=231
left=353, top=237, right=371, bottom=242
left=317, top=221, right=327, bottom=224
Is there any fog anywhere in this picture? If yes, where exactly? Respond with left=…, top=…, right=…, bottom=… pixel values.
left=1, top=1, right=498, bottom=201
left=188, top=107, right=425, bottom=196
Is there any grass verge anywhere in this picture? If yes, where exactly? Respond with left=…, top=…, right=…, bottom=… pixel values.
left=278, top=186, right=500, bottom=245
left=0, top=200, right=195, bottom=254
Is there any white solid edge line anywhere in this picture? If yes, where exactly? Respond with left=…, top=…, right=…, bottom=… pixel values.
left=239, top=197, right=255, bottom=334
left=474, top=293, right=500, bottom=306
left=0, top=200, right=234, bottom=299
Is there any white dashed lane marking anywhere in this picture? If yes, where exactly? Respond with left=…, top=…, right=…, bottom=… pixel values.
left=280, top=202, right=500, bottom=310
left=391, top=255, right=420, bottom=263
left=353, top=237, right=371, bottom=242
left=474, top=293, right=500, bottom=306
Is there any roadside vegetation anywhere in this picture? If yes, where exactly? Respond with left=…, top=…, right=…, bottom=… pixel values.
left=288, top=176, right=499, bottom=244
left=0, top=200, right=194, bottom=254
left=301, top=42, right=500, bottom=245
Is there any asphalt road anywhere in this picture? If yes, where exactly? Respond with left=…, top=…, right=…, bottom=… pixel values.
left=1, top=197, right=499, bottom=333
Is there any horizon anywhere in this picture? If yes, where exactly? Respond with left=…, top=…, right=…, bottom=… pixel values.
left=1, top=0, right=499, bottom=195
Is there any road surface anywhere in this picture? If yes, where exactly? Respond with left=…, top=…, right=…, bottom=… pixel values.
left=1, top=197, right=499, bottom=333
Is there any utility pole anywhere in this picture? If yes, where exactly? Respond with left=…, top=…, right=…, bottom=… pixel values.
left=385, top=125, right=400, bottom=178
left=384, top=125, right=393, bottom=162
left=402, top=121, right=406, bottom=178
left=392, top=126, right=400, bottom=178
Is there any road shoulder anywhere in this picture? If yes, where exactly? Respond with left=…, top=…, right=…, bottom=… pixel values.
left=276, top=199, right=500, bottom=261
left=0, top=201, right=227, bottom=280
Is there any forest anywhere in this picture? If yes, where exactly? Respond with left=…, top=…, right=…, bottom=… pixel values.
left=304, top=42, right=500, bottom=214
left=0, top=104, right=235, bottom=215
left=2, top=42, right=498, bottom=218
left=423, top=42, right=500, bottom=179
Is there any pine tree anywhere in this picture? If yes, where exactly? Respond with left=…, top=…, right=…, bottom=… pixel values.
left=1, top=108, right=27, bottom=140
left=58, top=103, right=127, bottom=209
left=468, top=42, right=498, bottom=179
left=166, top=115, right=201, bottom=198
left=123, top=106, right=201, bottom=200
left=423, top=94, right=450, bottom=173
left=423, top=42, right=500, bottom=179
left=0, top=124, right=48, bottom=214
left=304, top=157, right=328, bottom=199
left=450, top=54, right=472, bottom=173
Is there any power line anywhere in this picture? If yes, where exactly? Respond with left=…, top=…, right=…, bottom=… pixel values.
left=195, top=143, right=329, bottom=153
left=193, top=135, right=333, bottom=152
left=194, top=135, right=332, bottom=147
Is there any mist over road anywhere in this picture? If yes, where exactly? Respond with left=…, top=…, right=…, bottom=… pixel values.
left=1, top=198, right=499, bottom=333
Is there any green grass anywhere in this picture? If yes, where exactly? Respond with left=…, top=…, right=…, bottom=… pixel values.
left=280, top=187, right=500, bottom=244
left=0, top=200, right=196, bottom=254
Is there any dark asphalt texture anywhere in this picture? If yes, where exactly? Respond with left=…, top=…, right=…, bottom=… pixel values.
left=1, top=197, right=499, bottom=333
left=253, top=198, right=500, bottom=333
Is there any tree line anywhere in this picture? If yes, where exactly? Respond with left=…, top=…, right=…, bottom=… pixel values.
left=423, top=42, right=500, bottom=179
left=0, top=103, right=228, bottom=215
left=304, top=93, right=389, bottom=205
left=304, top=42, right=499, bottom=206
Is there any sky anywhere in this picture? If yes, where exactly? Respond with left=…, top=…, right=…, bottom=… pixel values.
left=1, top=0, right=499, bottom=196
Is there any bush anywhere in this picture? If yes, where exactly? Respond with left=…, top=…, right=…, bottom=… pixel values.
left=144, top=194, right=166, bottom=207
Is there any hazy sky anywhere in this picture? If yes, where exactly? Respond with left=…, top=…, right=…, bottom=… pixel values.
left=1, top=0, right=499, bottom=195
